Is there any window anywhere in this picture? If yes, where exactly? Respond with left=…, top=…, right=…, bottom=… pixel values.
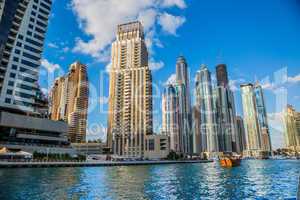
left=10, top=73, right=16, bottom=78
left=5, top=98, right=11, bottom=104
left=148, top=139, right=155, bottom=151
left=27, top=31, right=32, bottom=36
left=7, top=89, right=13, bottom=95
left=13, top=57, right=19, bottom=62
left=15, top=91, right=35, bottom=99
left=24, top=45, right=42, bottom=54
left=22, top=52, right=40, bottom=61
left=16, top=42, right=22, bottom=47
left=18, top=35, right=24, bottom=40
left=21, top=59, right=39, bottom=68
left=26, top=38, right=43, bottom=47
left=31, top=11, right=36, bottom=16
left=15, top=49, right=21, bottom=54
left=8, top=81, right=14, bottom=86
left=12, top=65, right=18, bottom=70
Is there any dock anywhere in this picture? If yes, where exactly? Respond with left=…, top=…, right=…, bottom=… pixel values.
left=0, top=160, right=213, bottom=168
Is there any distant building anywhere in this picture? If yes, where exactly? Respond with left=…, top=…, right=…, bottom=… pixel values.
left=215, top=64, right=238, bottom=153
left=192, top=105, right=202, bottom=154
left=106, top=21, right=153, bottom=158
left=236, top=116, right=246, bottom=153
left=254, top=83, right=272, bottom=153
left=241, top=83, right=264, bottom=156
left=284, top=105, right=300, bottom=150
left=50, top=62, right=89, bottom=143
left=175, top=56, right=192, bottom=155
left=144, top=135, right=169, bottom=160
left=162, top=84, right=180, bottom=152
left=71, top=143, right=105, bottom=155
left=195, top=65, right=218, bottom=153
left=216, top=64, right=229, bottom=87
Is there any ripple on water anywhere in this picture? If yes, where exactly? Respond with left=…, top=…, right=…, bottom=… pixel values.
left=0, top=160, right=299, bottom=200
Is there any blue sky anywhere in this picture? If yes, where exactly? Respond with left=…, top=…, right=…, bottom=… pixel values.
left=40, top=0, right=300, bottom=148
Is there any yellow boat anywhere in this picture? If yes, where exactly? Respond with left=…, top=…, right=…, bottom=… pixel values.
left=220, top=156, right=241, bottom=167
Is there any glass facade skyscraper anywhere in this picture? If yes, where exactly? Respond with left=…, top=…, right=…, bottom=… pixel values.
left=215, top=64, right=238, bottom=153
left=254, top=83, right=272, bottom=153
left=175, top=56, right=192, bottom=155
left=162, top=84, right=180, bottom=152
left=0, top=0, right=51, bottom=113
left=195, top=65, right=218, bottom=153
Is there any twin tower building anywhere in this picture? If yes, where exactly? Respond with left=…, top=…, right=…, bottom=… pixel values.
left=107, top=21, right=272, bottom=158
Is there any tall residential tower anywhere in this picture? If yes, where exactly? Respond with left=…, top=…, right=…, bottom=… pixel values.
left=50, top=62, right=89, bottom=143
left=175, top=56, right=192, bottom=155
left=162, top=84, right=180, bottom=152
left=107, top=21, right=153, bottom=158
left=195, top=65, right=218, bottom=153
left=0, top=0, right=51, bottom=113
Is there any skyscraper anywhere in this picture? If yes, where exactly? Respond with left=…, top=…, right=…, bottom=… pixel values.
left=107, top=21, right=153, bottom=158
left=162, top=84, right=180, bottom=152
left=0, top=0, right=52, bottom=113
left=284, top=105, right=300, bottom=149
left=216, top=64, right=229, bottom=87
left=195, top=65, right=218, bottom=153
left=50, top=62, right=89, bottom=143
left=236, top=116, right=246, bottom=153
left=192, top=105, right=202, bottom=154
left=240, top=84, right=262, bottom=155
left=254, top=83, right=272, bottom=153
left=175, top=56, right=192, bottom=155
left=215, top=64, right=238, bottom=153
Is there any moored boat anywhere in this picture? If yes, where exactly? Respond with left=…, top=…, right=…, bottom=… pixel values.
left=219, top=156, right=241, bottom=167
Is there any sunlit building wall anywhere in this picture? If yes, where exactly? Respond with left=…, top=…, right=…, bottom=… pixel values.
left=107, top=21, right=153, bottom=158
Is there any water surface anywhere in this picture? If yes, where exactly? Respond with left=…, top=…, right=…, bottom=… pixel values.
left=0, top=160, right=299, bottom=200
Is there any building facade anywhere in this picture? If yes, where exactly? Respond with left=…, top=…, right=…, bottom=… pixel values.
left=215, top=64, right=238, bottom=153
left=50, top=62, right=89, bottom=143
left=144, top=134, right=169, bottom=160
left=236, top=116, right=246, bottom=153
left=240, top=84, right=262, bottom=156
left=284, top=105, right=300, bottom=150
left=195, top=65, right=218, bottom=153
left=162, top=84, right=180, bottom=152
left=0, top=0, right=51, bottom=113
left=107, top=21, right=153, bottom=158
left=254, top=83, right=272, bottom=153
left=175, top=56, right=192, bottom=155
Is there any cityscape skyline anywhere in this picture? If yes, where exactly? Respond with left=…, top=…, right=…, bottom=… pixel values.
left=38, top=0, right=300, bottom=149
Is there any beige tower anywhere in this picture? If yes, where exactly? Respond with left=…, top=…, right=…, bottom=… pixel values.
left=107, top=21, right=153, bottom=158
left=50, top=62, right=89, bottom=143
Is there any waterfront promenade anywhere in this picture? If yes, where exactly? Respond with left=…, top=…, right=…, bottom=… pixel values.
left=0, top=160, right=212, bottom=168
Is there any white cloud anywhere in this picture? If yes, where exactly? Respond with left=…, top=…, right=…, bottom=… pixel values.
left=229, top=78, right=245, bottom=92
left=161, top=0, right=187, bottom=9
left=149, top=60, right=164, bottom=71
left=62, top=47, right=70, bottom=53
left=48, top=42, right=59, bottom=49
left=158, top=12, right=186, bottom=35
left=164, top=73, right=176, bottom=85
left=287, top=73, right=300, bottom=83
left=71, top=0, right=187, bottom=63
left=41, top=59, right=60, bottom=73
